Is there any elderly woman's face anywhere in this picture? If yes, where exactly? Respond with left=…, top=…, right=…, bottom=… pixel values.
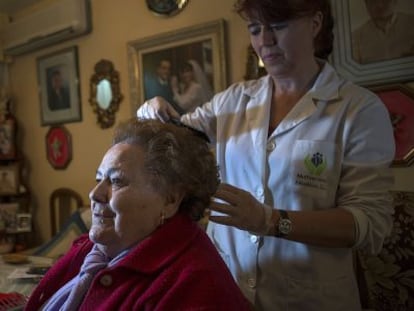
left=89, top=142, right=178, bottom=257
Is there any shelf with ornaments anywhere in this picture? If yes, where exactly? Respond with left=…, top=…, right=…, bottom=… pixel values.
left=0, top=97, right=32, bottom=253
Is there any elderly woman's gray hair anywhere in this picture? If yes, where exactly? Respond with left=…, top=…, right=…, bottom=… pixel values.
left=112, top=118, right=220, bottom=220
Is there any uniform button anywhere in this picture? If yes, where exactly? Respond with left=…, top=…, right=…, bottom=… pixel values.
left=100, top=274, right=113, bottom=287
left=266, top=141, right=276, bottom=151
left=250, top=235, right=258, bottom=243
left=247, top=278, right=256, bottom=288
left=256, top=189, right=264, bottom=196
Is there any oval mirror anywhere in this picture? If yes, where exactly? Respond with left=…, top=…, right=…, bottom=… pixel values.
left=89, top=59, right=123, bottom=129
left=96, top=79, right=112, bottom=110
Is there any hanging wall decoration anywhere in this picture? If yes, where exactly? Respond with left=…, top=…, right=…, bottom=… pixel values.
left=45, top=126, right=72, bottom=169
left=146, top=0, right=188, bottom=17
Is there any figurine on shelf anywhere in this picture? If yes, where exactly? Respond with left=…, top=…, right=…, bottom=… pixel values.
left=0, top=90, right=17, bottom=160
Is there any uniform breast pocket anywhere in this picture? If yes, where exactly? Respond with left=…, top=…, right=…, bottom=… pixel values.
left=289, top=140, right=340, bottom=200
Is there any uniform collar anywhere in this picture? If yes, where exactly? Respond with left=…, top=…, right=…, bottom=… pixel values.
left=242, top=60, right=342, bottom=104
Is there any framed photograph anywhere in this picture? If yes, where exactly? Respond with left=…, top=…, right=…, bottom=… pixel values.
left=37, top=46, right=82, bottom=126
left=370, top=84, right=414, bottom=167
left=0, top=164, right=19, bottom=195
left=46, top=126, right=72, bottom=170
left=331, top=0, right=414, bottom=86
left=16, top=213, right=31, bottom=232
left=127, top=19, right=227, bottom=114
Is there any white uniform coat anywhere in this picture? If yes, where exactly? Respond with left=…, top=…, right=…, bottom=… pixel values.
left=138, top=62, right=395, bottom=311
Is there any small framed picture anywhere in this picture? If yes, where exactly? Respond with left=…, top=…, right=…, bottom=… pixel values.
left=16, top=213, right=31, bottom=232
left=0, top=164, right=19, bottom=195
left=37, top=46, right=82, bottom=126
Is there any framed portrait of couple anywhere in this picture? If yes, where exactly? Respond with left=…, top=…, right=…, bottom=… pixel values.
left=127, top=19, right=228, bottom=114
left=331, top=0, right=414, bottom=86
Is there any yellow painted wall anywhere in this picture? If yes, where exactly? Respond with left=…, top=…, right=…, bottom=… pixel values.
left=8, top=0, right=249, bottom=243
left=6, top=0, right=414, bottom=245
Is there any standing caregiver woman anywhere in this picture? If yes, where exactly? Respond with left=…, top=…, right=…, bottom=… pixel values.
left=137, top=0, right=395, bottom=310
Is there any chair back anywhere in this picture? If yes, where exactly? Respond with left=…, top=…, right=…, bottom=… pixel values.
left=356, top=191, right=414, bottom=311
left=50, top=188, right=84, bottom=236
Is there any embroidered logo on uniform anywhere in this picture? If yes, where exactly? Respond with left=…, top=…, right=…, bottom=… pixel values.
left=304, top=152, right=327, bottom=176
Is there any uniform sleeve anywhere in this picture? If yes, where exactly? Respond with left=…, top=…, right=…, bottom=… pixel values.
left=338, top=92, right=395, bottom=255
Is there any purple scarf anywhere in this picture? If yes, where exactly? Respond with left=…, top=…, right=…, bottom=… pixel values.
left=42, top=245, right=128, bottom=311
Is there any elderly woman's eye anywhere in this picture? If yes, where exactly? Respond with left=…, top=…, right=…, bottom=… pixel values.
left=111, top=177, right=122, bottom=185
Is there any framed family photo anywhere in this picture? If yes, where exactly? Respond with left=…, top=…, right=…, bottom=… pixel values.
left=37, top=46, right=82, bottom=126
left=127, top=19, right=227, bottom=114
left=0, top=164, right=19, bottom=195
left=331, top=0, right=414, bottom=86
left=370, top=84, right=414, bottom=167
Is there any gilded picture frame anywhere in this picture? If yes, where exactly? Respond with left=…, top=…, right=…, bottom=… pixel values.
left=127, top=19, right=227, bottom=115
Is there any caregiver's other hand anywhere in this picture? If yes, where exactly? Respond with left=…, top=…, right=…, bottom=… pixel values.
left=209, top=183, right=273, bottom=236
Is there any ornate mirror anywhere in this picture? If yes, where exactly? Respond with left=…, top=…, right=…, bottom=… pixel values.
left=244, top=45, right=267, bottom=80
left=89, top=59, right=123, bottom=129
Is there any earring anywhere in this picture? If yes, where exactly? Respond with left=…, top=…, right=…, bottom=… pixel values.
left=159, top=210, right=166, bottom=225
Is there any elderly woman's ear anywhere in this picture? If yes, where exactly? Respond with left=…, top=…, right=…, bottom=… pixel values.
left=163, top=191, right=185, bottom=219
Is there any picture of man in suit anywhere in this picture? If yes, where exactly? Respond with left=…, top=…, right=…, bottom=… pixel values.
left=143, top=59, right=184, bottom=114
left=47, top=68, right=71, bottom=111
left=351, top=0, right=414, bottom=64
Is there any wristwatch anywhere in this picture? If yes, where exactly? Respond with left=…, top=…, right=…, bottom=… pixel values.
left=275, top=209, right=292, bottom=238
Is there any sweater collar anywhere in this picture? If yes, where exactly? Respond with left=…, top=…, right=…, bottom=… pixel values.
left=116, top=212, right=200, bottom=274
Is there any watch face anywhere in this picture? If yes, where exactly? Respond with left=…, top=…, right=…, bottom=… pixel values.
left=279, top=219, right=292, bottom=235
left=146, top=0, right=189, bottom=17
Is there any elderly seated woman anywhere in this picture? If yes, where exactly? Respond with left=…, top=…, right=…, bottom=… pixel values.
left=25, top=118, right=251, bottom=310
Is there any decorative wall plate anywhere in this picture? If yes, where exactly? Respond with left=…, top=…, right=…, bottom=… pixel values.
left=45, top=126, right=72, bottom=170
left=146, top=0, right=188, bottom=17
